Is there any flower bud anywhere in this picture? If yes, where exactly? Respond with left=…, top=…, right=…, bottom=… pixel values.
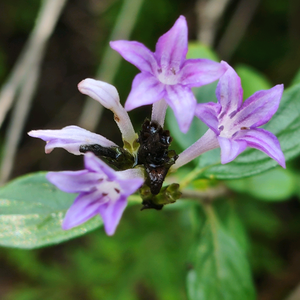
left=78, top=78, right=120, bottom=111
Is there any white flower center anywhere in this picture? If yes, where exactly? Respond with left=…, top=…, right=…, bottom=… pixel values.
left=218, top=112, right=249, bottom=139
left=98, top=180, right=121, bottom=203
left=157, top=67, right=179, bottom=85
left=218, top=113, right=240, bottom=138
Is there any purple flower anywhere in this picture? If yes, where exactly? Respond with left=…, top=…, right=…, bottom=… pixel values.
left=28, top=125, right=118, bottom=155
left=172, top=62, right=285, bottom=170
left=110, top=16, right=226, bottom=133
left=28, top=79, right=137, bottom=155
left=47, top=153, right=144, bottom=235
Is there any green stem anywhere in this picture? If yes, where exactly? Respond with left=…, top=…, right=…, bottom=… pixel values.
left=179, top=163, right=219, bottom=189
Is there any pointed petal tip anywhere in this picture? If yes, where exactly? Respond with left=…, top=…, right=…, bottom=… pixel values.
left=61, top=222, right=72, bottom=231
left=277, top=155, right=286, bottom=169
left=27, top=130, right=40, bottom=138
left=179, top=123, right=189, bottom=134
left=124, top=102, right=134, bottom=111
left=104, top=226, right=116, bottom=236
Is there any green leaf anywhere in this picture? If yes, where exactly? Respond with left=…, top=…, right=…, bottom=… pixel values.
left=235, top=64, right=272, bottom=99
left=187, top=205, right=255, bottom=300
left=226, top=167, right=296, bottom=201
left=0, top=172, right=104, bottom=249
left=198, top=83, right=300, bottom=179
left=214, top=200, right=249, bottom=251
left=187, top=42, right=219, bottom=61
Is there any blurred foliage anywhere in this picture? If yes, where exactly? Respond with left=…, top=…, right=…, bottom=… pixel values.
left=1, top=0, right=300, bottom=299
left=0, top=204, right=195, bottom=300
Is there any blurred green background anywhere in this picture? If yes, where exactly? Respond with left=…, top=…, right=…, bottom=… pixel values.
left=1, top=0, right=300, bottom=299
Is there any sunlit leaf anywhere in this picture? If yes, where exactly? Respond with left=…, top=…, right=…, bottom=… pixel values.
left=0, top=172, right=137, bottom=249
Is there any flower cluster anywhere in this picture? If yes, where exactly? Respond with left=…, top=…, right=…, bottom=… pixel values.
left=29, top=16, right=285, bottom=235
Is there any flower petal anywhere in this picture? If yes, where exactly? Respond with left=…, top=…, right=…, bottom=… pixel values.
left=28, top=126, right=117, bottom=155
left=236, top=128, right=286, bottom=168
left=110, top=40, right=158, bottom=74
left=118, top=177, right=144, bottom=196
left=165, top=84, right=196, bottom=133
left=234, top=84, right=284, bottom=128
left=98, top=195, right=128, bottom=236
left=179, top=59, right=226, bottom=87
left=218, top=136, right=247, bottom=164
left=216, top=61, right=243, bottom=117
left=47, top=170, right=103, bottom=193
left=62, top=190, right=104, bottom=230
left=195, top=102, right=222, bottom=135
left=84, top=152, right=116, bottom=180
left=155, top=16, right=188, bottom=72
left=124, top=73, right=165, bottom=111
left=78, top=78, right=120, bottom=110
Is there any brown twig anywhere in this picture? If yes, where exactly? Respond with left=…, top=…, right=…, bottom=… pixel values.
left=0, top=0, right=68, bottom=184
left=196, top=0, right=232, bottom=46
left=217, top=0, right=261, bottom=60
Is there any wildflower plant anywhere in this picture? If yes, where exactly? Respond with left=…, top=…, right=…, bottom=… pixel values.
left=2, top=14, right=300, bottom=300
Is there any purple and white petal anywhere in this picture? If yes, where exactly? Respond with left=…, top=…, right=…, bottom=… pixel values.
left=84, top=152, right=117, bottom=181
left=172, top=129, right=219, bottom=170
left=117, top=177, right=144, bottom=196
left=165, top=84, right=196, bottom=133
left=47, top=170, right=103, bottom=193
left=179, top=59, right=226, bottom=87
left=234, top=84, right=284, bottom=128
left=236, top=128, right=286, bottom=168
left=98, top=195, right=128, bottom=236
left=216, top=61, right=243, bottom=117
left=28, top=126, right=117, bottom=155
left=218, top=136, right=247, bottom=164
left=195, top=102, right=222, bottom=135
left=78, top=78, right=120, bottom=110
left=110, top=40, right=157, bottom=74
left=62, top=190, right=104, bottom=230
left=124, top=73, right=166, bottom=111
left=155, top=16, right=188, bottom=72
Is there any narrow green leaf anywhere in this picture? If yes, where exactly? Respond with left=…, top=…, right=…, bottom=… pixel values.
left=187, top=205, right=255, bottom=300
left=0, top=172, right=104, bottom=249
